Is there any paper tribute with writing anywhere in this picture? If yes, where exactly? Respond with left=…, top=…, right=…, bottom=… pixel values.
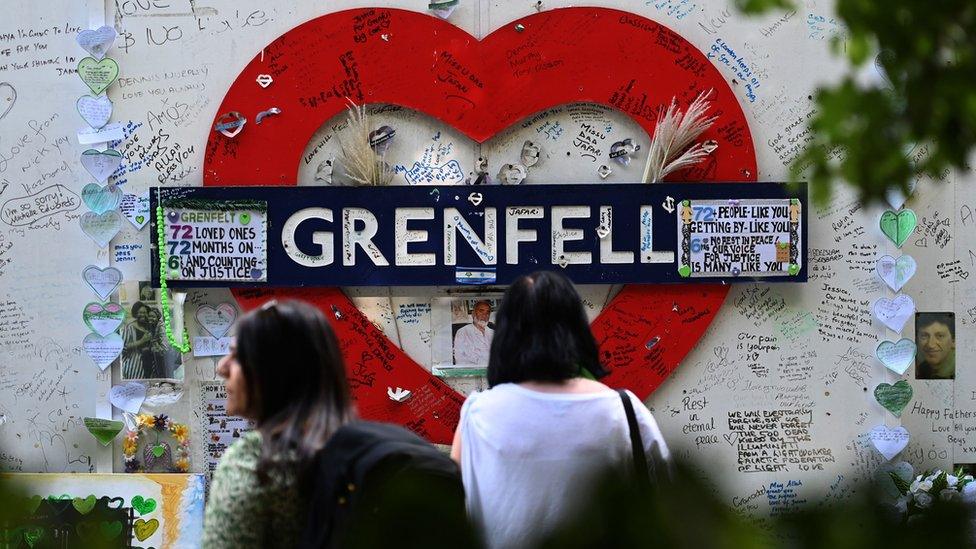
left=200, top=383, right=252, bottom=475
left=678, top=198, right=801, bottom=277
left=163, top=201, right=268, bottom=282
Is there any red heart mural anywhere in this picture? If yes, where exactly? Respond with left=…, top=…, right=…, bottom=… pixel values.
left=204, top=7, right=757, bottom=444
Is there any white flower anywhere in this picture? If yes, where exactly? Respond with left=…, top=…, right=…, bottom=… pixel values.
left=940, top=489, right=957, bottom=502
left=964, top=475, right=974, bottom=482
left=962, top=482, right=976, bottom=503
left=911, top=479, right=934, bottom=493
left=916, top=492, right=934, bottom=508
left=948, top=475, right=959, bottom=487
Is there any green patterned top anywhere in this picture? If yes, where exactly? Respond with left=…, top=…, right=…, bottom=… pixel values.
left=202, top=431, right=305, bottom=549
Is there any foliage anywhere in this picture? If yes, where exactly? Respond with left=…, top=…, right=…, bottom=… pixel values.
left=739, top=0, right=975, bottom=205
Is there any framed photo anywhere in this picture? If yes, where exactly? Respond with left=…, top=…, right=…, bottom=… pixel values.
left=915, top=312, right=955, bottom=380
left=118, top=281, right=184, bottom=380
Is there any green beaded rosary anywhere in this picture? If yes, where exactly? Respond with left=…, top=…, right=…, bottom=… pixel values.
left=155, top=195, right=192, bottom=353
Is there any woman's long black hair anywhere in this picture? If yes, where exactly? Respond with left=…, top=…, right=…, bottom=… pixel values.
left=487, top=270, right=607, bottom=387
left=234, top=299, right=352, bottom=483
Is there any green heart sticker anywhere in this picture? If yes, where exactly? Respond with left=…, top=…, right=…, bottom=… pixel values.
left=72, top=494, right=97, bottom=515
left=879, top=209, right=917, bottom=248
left=151, top=444, right=166, bottom=458
left=83, top=417, right=124, bottom=446
left=678, top=265, right=691, bottom=277
left=788, top=263, right=800, bottom=276
left=135, top=215, right=145, bottom=225
left=239, top=212, right=251, bottom=225
left=77, top=57, right=119, bottom=95
left=132, top=495, right=157, bottom=516
left=874, top=380, right=913, bottom=416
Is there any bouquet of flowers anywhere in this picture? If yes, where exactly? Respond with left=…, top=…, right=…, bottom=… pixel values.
left=890, top=467, right=976, bottom=516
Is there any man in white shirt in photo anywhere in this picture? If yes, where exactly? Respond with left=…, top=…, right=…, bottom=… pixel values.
left=454, top=300, right=494, bottom=365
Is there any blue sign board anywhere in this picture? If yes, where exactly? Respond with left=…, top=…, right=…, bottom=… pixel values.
left=150, top=182, right=807, bottom=287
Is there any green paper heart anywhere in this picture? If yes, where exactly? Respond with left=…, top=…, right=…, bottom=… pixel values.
left=132, top=495, right=157, bottom=515
left=83, top=417, right=124, bottom=446
left=879, top=209, right=917, bottom=248
left=99, top=520, right=123, bottom=540
left=788, top=263, right=800, bottom=276
left=239, top=212, right=251, bottom=225
left=151, top=444, right=166, bottom=458
left=874, top=380, right=914, bottom=416
left=25, top=494, right=42, bottom=514
left=72, top=494, right=97, bottom=515
left=678, top=265, right=691, bottom=277
left=83, top=302, right=126, bottom=336
left=23, top=527, right=43, bottom=547
left=77, top=57, right=119, bottom=95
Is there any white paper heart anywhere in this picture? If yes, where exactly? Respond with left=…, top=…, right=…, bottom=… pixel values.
left=76, top=25, right=117, bottom=60
left=196, top=303, right=238, bottom=339
left=82, top=265, right=123, bottom=300
left=869, top=425, right=910, bottom=461
left=80, top=149, right=123, bottom=183
left=119, top=192, right=150, bottom=230
left=109, top=382, right=147, bottom=414
left=83, top=332, right=123, bottom=370
left=76, top=95, right=113, bottom=129
left=874, top=294, right=915, bottom=333
left=876, top=255, right=917, bottom=292
left=80, top=211, right=122, bottom=248
left=876, top=338, right=917, bottom=376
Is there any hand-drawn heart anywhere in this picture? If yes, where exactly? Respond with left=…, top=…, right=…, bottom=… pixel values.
left=25, top=494, right=43, bottom=514
left=80, top=210, right=122, bottom=248
left=76, top=26, right=117, bottom=59
left=0, top=82, right=16, bottom=122
left=131, top=495, right=157, bottom=515
left=72, top=494, right=97, bottom=515
left=83, top=332, right=123, bottom=370
left=869, top=425, right=910, bottom=461
left=879, top=209, right=917, bottom=248
left=876, top=338, right=916, bottom=376
left=82, top=265, right=123, bottom=300
left=80, top=148, right=123, bottom=183
left=100, top=496, right=124, bottom=509
left=23, top=526, right=44, bottom=547
left=77, top=57, right=120, bottom=95
left=134, top=518, right=160, bottom=542
left=874, top=295, right=915, bottom=333
left=83, top=417, right=124, bottom=446
left=206, top=8, right=757, bottom=443
left=77, top=95, right=113, bottom=129
left=83, top=302, right=126, bottom=336
left=876, top=254, right=916, bottom=292
left=120, top=192, right=151, bottom=229
left=81, top=183, right=122, bottom=214
left=196, top=303, right=238, bottom=339
left=874, top=380, right=913, bottom=416
left=109, top=382, right=147, bottom=414
left=100, top=520, right=123, bottom=540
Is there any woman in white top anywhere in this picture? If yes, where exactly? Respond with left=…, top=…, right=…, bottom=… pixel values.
left=451, top=271, right=670, bottom=549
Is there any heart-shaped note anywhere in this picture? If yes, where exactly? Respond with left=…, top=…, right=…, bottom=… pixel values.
left=76, top=95, right=113, bottom=129
left=83, top=332, right=123, bottom=370
left=874, top=380, right=913, bottom=416
left=869, top=425, right=910, bottom=461
left=876, top=254, right=916, bottom=292
left=76, top=26, right=117, bottom=59
left=879, top=209, right=917, bottom=248
left=80, top=148, right=123, bottom=183
left=874, top=294, right=915, bottom=333
left=134, top=518, right=160, bottom=542
left=83, top=417, right=124, bottom=446
left=81, top=183, right=122, bottom=214
left=109, top=382, right=146, bottom=414
left=0, top=82, right=15, bottom=122
left=120, top=192, right=150, bottom=230
left=83, top=302, right=126, bottom=336
left=77, top=57, right=120, bottom=95
left=72, top=495, right=97, bottom=515
left=196, top=303, right=238, bottom=339
left=82, top=265, right=122, bottom=300
left=877, top=338, right=916, bottom=375
left=80, top=211, right=122, bottom=248
left=131, top=495, right=157, bottom=516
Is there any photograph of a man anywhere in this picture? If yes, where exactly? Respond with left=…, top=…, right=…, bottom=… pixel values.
left=453, top=299, right=495, bottom=366
left=916, top=312, right=955, bottom=380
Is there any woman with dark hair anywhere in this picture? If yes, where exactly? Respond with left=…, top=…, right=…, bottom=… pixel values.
left=451, top=271, right=669, bottom=549
left=203, top=300, right=353, bottom=549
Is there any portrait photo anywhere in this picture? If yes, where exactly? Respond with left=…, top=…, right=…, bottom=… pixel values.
left=916, top=312, right=955, bottom=380
left=451, top=297, right=499, bottom=366
left=118, top=281, right=185, bottom=380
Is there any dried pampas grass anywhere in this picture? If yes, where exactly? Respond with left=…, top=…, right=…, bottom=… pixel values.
left=641, top=89, right=718, bottom=183
left=337, top=101, right=393, bottom=186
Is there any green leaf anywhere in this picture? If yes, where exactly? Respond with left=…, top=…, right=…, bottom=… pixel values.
left=931, top=471, right=948, bottom=494
left=889, top=471, right=910, bottom=496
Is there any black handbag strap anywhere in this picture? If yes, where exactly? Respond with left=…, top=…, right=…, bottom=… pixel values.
left=618, top=389, right=651, bottom=488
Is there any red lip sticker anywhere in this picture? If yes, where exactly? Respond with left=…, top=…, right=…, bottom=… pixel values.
left=205, top=7, right=757, bottom=444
